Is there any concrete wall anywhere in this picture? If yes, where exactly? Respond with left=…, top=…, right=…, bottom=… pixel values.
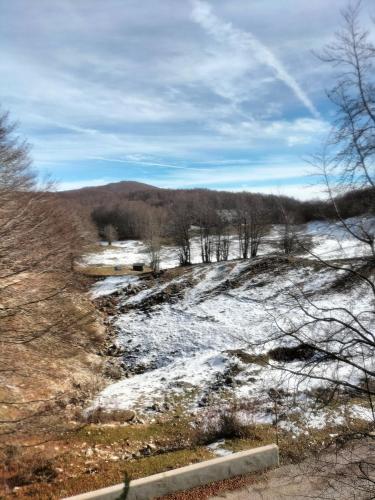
left=64, top=444, right=279, bottom=500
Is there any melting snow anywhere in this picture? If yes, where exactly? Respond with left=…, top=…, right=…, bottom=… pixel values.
left=91, top=275, right=140, bottom=298
left=207, top=440, right=233, bottom=457
left=82, top=218, right=373, bottom=271
left=87, top=218, right=374, bottom=431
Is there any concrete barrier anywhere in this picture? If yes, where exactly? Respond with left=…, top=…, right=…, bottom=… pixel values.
left=64, top=444, right=279, bottom=500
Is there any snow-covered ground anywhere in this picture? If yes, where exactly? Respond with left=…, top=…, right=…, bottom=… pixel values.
left=90, top=256, right=373, bottom=429
left=91, top=275, right=140, bottom=298
left=305, top=217, right=374, bottom=259
left=82, top=218, right=372, bottom=271
left=85, top=217, right=374, bottom=430
left=82, top=236, right=248, bottom=270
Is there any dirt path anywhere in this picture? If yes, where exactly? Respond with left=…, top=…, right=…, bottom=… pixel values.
left=210, top=440, right=375, bottom=500
left=162, top=440, right=375, bottom=500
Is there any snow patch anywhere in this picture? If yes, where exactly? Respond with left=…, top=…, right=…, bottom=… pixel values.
left=91, top=275, right=140, bottom=298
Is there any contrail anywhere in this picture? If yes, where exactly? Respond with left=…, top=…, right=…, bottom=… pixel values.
left=90, top=156, right=210, bottom=171
left=191, top=0, right=320, bottom=119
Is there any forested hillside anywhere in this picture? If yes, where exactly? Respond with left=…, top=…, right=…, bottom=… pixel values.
left=57, top=181, right=375, bottom=243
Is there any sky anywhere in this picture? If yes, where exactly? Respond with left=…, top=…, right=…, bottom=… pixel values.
left=0, top=0, right=374, bottom=199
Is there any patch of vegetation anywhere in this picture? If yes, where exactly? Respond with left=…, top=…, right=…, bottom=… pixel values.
left=268, top=343, right=316, bottom=362
left=13, top=447, right=214, bottom=500
left=227, top=349, right=270, bottom=366
left=76, top=264, right=152, bottom=277
left=6, top=458, right=58, bottom=489
left=222, top=425, right=275, bottom=453
left=75, top=418, right=196, bottom=446
left=193, top=408, right=271, bottom=445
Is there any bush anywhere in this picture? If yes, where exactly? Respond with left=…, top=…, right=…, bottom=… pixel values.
left=194, top=408, right=261, bottom=445
left=268, top=343, right=316, bottom=362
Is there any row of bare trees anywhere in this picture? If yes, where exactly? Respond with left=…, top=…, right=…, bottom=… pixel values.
left=93, top=192, right=279, bottom=271
left=167, top=194, right=273, bottom=268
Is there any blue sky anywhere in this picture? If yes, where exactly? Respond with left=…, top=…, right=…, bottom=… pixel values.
left=1, top=0, right=374, bottom=199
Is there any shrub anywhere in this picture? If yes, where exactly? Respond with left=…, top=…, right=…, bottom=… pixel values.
left=268, top=343, right=316, bottom=362
left=194, top=407, right=261, bottom=445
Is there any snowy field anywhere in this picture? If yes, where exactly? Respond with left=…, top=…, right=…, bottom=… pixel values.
left=82, top=218, right=373, bottom=271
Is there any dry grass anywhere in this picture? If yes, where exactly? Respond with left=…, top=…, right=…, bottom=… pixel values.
left=2, top=407, right=373, bottom=499
left=75, top=264, right=152, bottom=277
left=0, top=270, right=108, bottom=455
left=26, top=447, right=214, bottom=499
left=1, top=410, right=272, bottom=497
left=82, top=407, right=137, bottom=424
left=2, top=418, right=214, bottom=498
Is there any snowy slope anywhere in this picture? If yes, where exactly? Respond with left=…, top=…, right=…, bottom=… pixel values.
left=305, top=217, right=374, bottom=259
left=92, top=256, right=372, bottom=422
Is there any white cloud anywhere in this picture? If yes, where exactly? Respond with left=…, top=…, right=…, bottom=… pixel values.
left=238, top=183, right=327, bottom=201
left=156, top=161, right=312, bottom=189
left=191, top=0, right=320, bottom=118
left=56, top=178, right=113, bottom=191
left=0, top=0, right=352, bottom=193
left=211, top=117, right=330, bottom=147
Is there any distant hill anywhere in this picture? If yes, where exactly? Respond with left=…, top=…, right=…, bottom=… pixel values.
left=55, top=180, right=303, bottom=217
left=55, top=179, right=375, bottom=216
left=55, top=179, right=310, bottom=240
left=54, top=180, right=375, bottom=241
left=61, top=180, right=159, bottom=195
left=58, top=180, right=160, bottom=206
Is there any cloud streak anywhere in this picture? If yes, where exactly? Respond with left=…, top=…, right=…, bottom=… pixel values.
left=90, top=156, right=210, bottom=171
left=191, top=0, right=320, bottom=118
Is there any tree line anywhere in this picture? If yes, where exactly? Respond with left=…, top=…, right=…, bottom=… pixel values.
left=88, top=182, right=375, bottom=271
left=91, top=191, right=312, bottom=270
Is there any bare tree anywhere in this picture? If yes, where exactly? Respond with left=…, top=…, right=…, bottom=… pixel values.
left=249, top=200, right=269, bottom=258
left=274, top=0, right=375, bottom=406
left=214, top=213, right=231, bottom=262
left=236, top=210, right=250, bottom=259
left=169, top=200, right=192, bottom=266
left=0, top=108, right=99, bottom=480
left=103, top=223, right=117, bottom=245
left=194, top=196, right=217, bottom=264
left=236, top=195, right=269, bottom=259
left=318, top=1, right=375, bottom=192
left=143, top=208, right=165, bottom=272
left=312, top=0, right=375, bottom=259
left=260, top=4, right=375, bottom=491
left=278, top=204, right=299, bottom=255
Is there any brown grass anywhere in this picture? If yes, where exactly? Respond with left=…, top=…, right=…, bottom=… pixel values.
left=2, top=418, right=214, bottom=498
left=0, top=270, right=108, bottom=456
left=75, top=264, right=152, bottom=277
left=2, top=409, right=373, bottom=499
